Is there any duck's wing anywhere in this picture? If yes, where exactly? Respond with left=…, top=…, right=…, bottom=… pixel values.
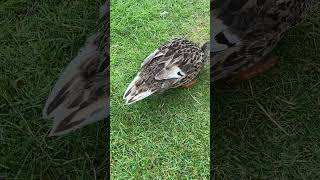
left=138, top=38, right=182, bottom=69
left=210, top=0, right=265, bottom=81
left=123, top=38, right=185, bottom=104
left=43, top=1, right=109, bottom=136
left=123, top=38, right=203, bottom=104
left=129, top=38, right=202, bottom=84
left=210, top=0, right=248, bottom=54
left=211, top=0, right=315, bottom=81
left=152, top=39, right=205, bottom=81
left=122, top=41, right=169, bottom=105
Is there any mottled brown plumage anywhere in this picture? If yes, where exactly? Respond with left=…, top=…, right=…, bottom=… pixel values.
left=124, top=38, right=210, bottom=105
left=211, top=0, right=314, bottom=81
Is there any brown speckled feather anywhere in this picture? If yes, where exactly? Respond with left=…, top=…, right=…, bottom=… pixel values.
left=43, top=1, right=109, bottom=136
left=211, top=0, right=314, bottom=81
left=124, top=38, right=210, bottom=105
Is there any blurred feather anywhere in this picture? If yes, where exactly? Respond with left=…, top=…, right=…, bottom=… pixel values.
left=43, top=1, right=109, bottom=136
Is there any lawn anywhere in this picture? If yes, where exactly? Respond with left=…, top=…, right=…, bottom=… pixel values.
left=0, top=0, right=108, bottom=179
left=213, top=3, right=320, bottom=179
left=110, top=0, right=210, bottom=179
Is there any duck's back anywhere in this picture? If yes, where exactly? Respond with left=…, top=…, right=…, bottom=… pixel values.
left=211, top=0, right=314, bottom=81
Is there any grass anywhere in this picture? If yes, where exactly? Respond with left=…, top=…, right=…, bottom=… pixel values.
left=110, top=0, right=210, bottom=179
left=3, top=0, right=317, bottom=179
left=0, top=0, right=107, bottom=179
left=213, top=3, right=320, bottom=179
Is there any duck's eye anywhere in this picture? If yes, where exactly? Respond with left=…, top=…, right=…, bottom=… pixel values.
left=177, top=71, right=183, bottom=76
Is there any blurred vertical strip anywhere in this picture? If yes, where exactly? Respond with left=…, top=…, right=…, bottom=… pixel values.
left=210, top=0, right=216, bottom=179
left=99, top=0, right=110, bottom=179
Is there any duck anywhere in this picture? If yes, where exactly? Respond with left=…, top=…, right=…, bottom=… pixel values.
left=211, top=0, right=314, bottom=82
left=123, top=38, right=210, bottom=105
left=42, top=2, right=109, bottom=136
